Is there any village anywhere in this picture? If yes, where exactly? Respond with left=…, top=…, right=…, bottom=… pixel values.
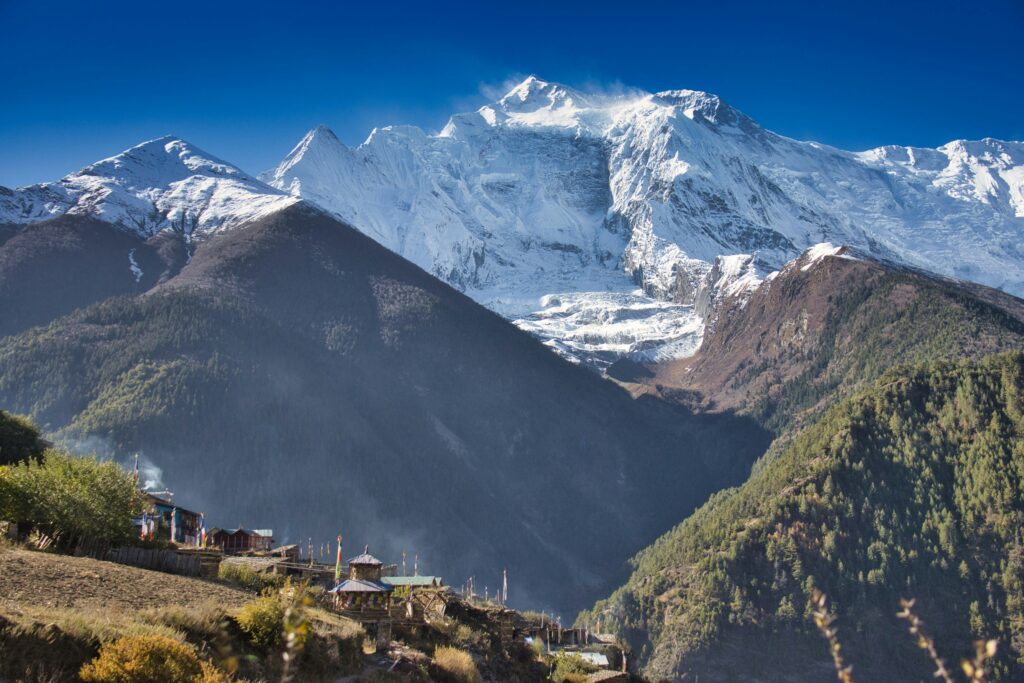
left=0, top=432, right=639, bottom=682
left=113, top=484, right=634, bottom=682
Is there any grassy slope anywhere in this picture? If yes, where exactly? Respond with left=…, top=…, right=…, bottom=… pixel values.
left=583, top=352, right=1024, bottom=681
left=0, top=545, right=555, bottom=682
left=0, top=545, right=364, bottom=682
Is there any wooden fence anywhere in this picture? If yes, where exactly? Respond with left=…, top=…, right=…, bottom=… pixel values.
left=73, top=537, right=218, bottom=578
left=106, top=546, right=203, bottom=576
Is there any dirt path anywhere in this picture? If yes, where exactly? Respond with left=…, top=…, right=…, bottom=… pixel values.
left=0, top=546, right=254, bottom=611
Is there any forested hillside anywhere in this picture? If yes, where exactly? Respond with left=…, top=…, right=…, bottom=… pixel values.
left=583, top=352, right=1024, bottom=681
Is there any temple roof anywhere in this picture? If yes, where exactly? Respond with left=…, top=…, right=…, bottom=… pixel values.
left=347, top=552, right=382, bottom=566
left=329, top=578, right=393, bottom=593
left=381, top=576, right=443, bottom=587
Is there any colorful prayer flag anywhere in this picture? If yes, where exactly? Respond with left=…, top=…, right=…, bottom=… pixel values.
left=335, top=533, right=343, bottom=582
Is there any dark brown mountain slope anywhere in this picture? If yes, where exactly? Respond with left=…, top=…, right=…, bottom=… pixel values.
left=0, top=215, right=189, bottom=338
left=616, top=248, right=1024, bottom=436
left=0, top=203, right=770, bottom=615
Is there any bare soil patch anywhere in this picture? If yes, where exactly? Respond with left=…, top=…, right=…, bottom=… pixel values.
left=0, top=546, right=253, bottom=611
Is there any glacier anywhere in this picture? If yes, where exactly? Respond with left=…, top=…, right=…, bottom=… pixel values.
left=3, top=76, right=1022, bottom=368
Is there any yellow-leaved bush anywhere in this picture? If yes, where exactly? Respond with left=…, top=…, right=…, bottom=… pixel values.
left=79, top=634, right=203, bottom=683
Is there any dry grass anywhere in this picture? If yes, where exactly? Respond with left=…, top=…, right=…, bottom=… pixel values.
left=0, top=548, right=367, bottom=682
left=810, top=590, right=854, bottom=683
left=432, top=645, right=481, bottom=683
left=897, top=598, right=998, bottom=683
left=0, top=548, right=250, bottom=674
left=217, top=560, right=285, bottom=593
left=809, top=592, right=1001, bottom=683
left=3, top=605, right=184, bottom=644
left=140, top=603, right=230, bottom=641
left=306, top=606, right=363, bottom=641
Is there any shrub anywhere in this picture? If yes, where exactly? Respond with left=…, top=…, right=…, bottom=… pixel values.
left=1, top=451, right=140, bottom=548
left=79, top=634, right=203, bottom=683
left=437, top=621, right=481, bottom=649
left=195, top=660, right=231, bottom=683
left=431, top=646, right=481, bottom=683
left=453, top=624, right=475, bottom=646
left=218, top=561, right=284, bottom=592
left=508, top=639, right=538, bottom=664
left=0, top=411, right=44, bottom=466
left=551, top=653, right=597, bottom=683
left=236, top=596, right=285, bottom=651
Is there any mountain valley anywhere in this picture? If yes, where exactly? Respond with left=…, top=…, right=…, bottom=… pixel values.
left=1, top=74, right=1023, bottom=681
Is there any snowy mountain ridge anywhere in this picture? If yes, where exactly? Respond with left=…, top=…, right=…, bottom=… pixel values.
left=265, top=77, right=1024, bottom=303
left=3, top=76, right=1022, bottom=367
left=0, top=136, right=298, bottom=235
left=260, top=76, right=1024, bottom=364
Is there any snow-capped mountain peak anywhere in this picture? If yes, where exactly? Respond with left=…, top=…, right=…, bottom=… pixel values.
left=497, top=75, right=590, bottom=113
left=6, top=76, right=1022, bottom=370
left=1, top=136, right=298, bottom=236
left=281, top=124, right=347, bottom=162
left=444, top=76, right=621, bottom=135
left=80, top=136, right=247, bottom=187
left=267, top=76, right=1024, bottom=367
left=267, top=125, right=351, bottom=195
left=297, top=124, right=346, bottom=152
left=652, top=89, right=753, bottom=129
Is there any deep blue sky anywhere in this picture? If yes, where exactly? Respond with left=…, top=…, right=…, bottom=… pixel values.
left=1, top=0, right=1021, bottom=187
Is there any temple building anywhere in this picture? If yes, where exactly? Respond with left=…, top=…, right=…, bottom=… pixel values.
left=329, top=550, right=395, bottom=618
